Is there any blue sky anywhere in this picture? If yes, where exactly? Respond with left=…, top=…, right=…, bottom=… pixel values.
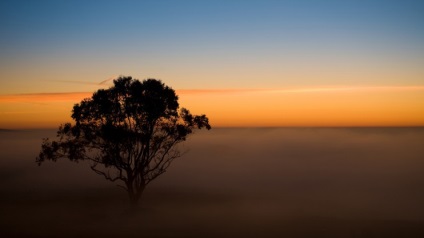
left=0, top=0, right=424, bottom=88
left=1, top=0, right=423, bottom=91
left=0, top=0, right=424, bottom=127
left=1, top=0, right=424, bottom=127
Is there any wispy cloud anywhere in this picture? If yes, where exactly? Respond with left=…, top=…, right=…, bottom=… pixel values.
left=268, top=86, right=424, bottom=93
left=98, top=75, right=119, bottom=85
left=1, top=86, right=423, bottom=103
left=176, top=89, right=262, bottom=95
left=177, top=86, right=424, bottom=95
left=0, top=111, right=41, bottom=114
left=46, top=75, right=119, bottom=86
left=0, top=92, right=91, bottom=103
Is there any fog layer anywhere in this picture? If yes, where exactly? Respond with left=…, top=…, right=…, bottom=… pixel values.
left=1, top=128, right=424, bottom=237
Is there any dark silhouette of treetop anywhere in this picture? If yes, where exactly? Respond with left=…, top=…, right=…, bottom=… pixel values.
left=37, top=76, right=210, bottom=206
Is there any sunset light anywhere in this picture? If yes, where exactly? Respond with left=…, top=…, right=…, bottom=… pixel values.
left=1, top=85, right=423, bottom=128
left=2, top=1, right=424, bottom=237
left=1, top=0, right=423, bottom=129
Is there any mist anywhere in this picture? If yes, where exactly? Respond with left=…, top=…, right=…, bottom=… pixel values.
left=1, top=128, right=424, bottom=237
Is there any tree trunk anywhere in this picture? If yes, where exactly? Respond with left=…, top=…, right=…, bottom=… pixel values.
left=128, top=185, right=145, bottom=209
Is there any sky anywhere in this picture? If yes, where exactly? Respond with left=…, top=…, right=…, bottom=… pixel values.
left=1, top=0, right=424, bottom=128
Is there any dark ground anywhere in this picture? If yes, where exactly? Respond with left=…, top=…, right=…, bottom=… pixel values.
left=1, top=128, right=424, bottom=237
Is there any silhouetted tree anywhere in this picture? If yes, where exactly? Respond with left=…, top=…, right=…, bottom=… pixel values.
left=36, top=77, right=210, bottom=207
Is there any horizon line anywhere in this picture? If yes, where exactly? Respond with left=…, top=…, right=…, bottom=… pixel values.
left=2, top=125, right=424, bottom=131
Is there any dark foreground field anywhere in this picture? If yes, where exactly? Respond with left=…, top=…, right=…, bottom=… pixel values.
left=1, top=128, right=424, bottom=237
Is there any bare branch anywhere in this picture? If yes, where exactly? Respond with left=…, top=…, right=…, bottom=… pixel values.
left=90, top=163, right=122, bottom=182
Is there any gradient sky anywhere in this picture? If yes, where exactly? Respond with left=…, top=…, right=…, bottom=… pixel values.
left=1, top=0, right=424, bottom=128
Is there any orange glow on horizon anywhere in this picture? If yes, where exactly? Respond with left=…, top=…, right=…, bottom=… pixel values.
left=0, top=92, right=92, bottom=103
left=1, top=86, right=424, bottom=129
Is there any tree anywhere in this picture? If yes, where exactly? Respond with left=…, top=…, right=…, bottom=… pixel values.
left=36, top=77, right=211, bottom=207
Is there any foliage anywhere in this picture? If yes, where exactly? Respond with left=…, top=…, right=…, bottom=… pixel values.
left=37, top=76, right=210, bottom=205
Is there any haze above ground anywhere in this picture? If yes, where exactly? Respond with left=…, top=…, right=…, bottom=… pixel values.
left=1, top=0, right=423, bottom=128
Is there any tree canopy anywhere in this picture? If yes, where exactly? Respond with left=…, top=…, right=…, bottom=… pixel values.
left=36, top=76, right=210, bottom=206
